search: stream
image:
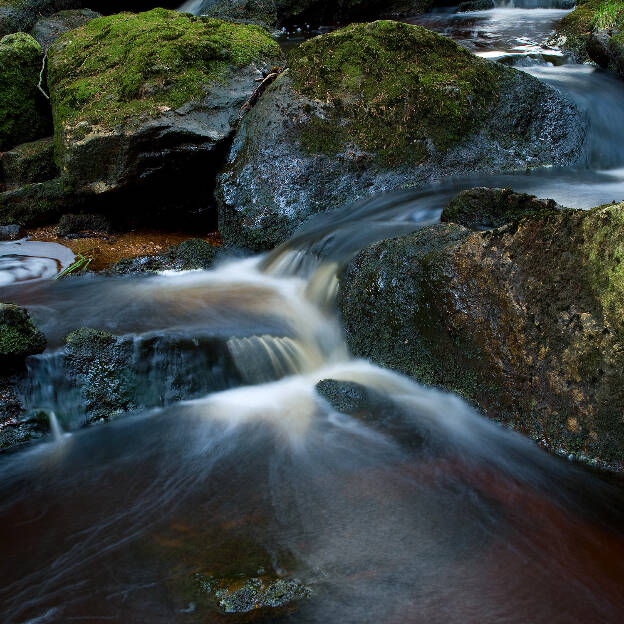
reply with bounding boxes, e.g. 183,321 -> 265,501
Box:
1,4 -> 624,623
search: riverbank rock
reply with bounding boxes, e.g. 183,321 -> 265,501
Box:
457,0 -> 494,12
338,199 -> 624,471
46,9 -> 281,223
0,303 -> 47,369
1,137 -> 57,191
217,21 -> 585,250
0,32 -> 51,151
31,8 -> 100,51
194,0 -> 432,28
553,0 -> 624,73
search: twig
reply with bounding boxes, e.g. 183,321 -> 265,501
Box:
37,53 -> 49,101
239,67 -> 283,119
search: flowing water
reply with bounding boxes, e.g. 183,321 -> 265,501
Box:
2,4 -> 624,623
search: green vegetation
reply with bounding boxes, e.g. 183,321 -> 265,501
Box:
0,32 -> 49,150
288,20 -> 502,164
47,8 -> 280,137
56,253 -> 92,278
592,0 -> 623,29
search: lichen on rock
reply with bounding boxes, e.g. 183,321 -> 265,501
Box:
338,199 -> 624,471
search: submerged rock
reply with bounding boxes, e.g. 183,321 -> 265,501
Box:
31,8 -> 100,52
46,9 -> 281,222
217,21 -> 585,250
441,187 -> 563,230
0,303 -> 46,369
108,238 -> 218,274
338,200 -> 624,471
0,32 -> 51,151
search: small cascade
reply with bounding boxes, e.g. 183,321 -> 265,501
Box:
178,0 -> 205,15
47,411 -> 64,442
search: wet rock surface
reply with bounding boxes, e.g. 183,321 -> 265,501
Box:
338,200 -> 624,470
441,187 -> 563,230
217,21 -> 586,250
108,238 -> 219,274
31,8 -> 100,52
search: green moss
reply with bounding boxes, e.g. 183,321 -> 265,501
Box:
288,20 -> 502,165
0,303 -> 46,359
47,8 -> 280,140
0,32 -> 49,150
582,202 -> 624,338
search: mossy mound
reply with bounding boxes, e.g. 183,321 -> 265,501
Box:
338,200 -> 624,470
48,8 -> 280,136
289,20 -> 501,164
0,303 -> 46,368
0,32 -> 51,151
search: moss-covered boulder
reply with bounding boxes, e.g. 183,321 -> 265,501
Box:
31,8 -> 100,52
441,187 -> 563,230
0,1 -> 80,37
0,32 -> 51,151
1,137 -> 57,191
0,303 -> 46,369
338,200 -> 624,471
553,0 -> 624,75
46,9 -> 281,215
217,21 -> 585,251
193,0 -> 431,28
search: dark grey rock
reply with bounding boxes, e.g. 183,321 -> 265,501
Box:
31,8 -> 100,52
0,224 -> 21,240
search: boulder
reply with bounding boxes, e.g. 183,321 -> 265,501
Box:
217,21 -> 585,251
0,1 -> 180,36
1,137 -> 57,191
56,212 -> 112,237
440,187 -> 562,230
0,32 -> 51,151
192,0 -> 432,28
338,201 -> 624,470
0,303 -> 47,369
0,224 -> 21,239
31,8 -> 100,52
46,9 -> 281,223
0,178 -> 78,226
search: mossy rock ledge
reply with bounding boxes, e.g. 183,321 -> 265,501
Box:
46,9 -> 281,212
0,303 -> 46,367
338,199 -> 624,471
216,21 -> 586,251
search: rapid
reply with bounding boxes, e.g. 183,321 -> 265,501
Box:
1,3 -> 624,623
